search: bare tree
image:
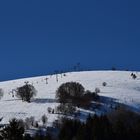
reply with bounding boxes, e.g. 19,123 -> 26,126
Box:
95,88 -> 101,94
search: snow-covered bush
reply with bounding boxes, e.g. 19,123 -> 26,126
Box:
102,82 -> 107,87
0,88 -> 4,100
41,114 -> 48,126
57,103 -> 76,115
47,107 -> 52,114
30,116 -> 35,126
95,88 -> 101,94
25,116 -> 35,129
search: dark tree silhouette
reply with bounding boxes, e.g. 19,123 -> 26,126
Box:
56,82 -> 85,106
0,118 -> 24,140
16,83 -> 37,103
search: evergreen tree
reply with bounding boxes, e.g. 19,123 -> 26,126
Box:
0,118 -> 24,140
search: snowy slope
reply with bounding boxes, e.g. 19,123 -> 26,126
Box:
0,71 -> 140,124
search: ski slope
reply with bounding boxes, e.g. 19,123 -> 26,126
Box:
0,71 -> 140,125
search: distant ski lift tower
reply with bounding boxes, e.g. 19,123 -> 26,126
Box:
45,77 -> 48,84
77,62 -> 80,71
54,70 -> 59,82
74,62 -> 81,71
60,70 -> 63,78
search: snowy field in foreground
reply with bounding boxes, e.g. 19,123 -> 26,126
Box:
0,71 -> 140,125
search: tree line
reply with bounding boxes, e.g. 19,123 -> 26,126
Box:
0,108 -> 140,140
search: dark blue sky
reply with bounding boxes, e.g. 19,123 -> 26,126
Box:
0,0 -> 140,81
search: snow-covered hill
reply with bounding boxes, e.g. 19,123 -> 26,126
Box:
0,71 -> 140,125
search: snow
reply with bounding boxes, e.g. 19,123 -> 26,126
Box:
0,71 -> 140,124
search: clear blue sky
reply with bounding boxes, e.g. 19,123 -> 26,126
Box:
0,0 -> 140,81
